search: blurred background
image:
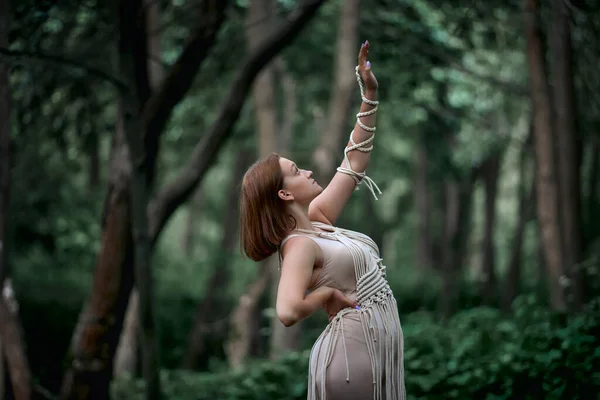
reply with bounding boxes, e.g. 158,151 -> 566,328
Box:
0,0 -> 599,399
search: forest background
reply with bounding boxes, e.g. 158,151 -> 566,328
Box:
0,0 -> 599,399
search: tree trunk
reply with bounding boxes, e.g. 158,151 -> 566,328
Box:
114,0 -> 165,380
524,0 -> 566,312
550,0 -> 583,308
503,138 -> 534,311
274,59 -> 297,157
244,0 -> 303,361
119,1 -> 164,397
414,138 -> 433,271
182,148 -> 252,370
0,2 -> 32,397
87,130 -> 100,191
479,153 -> 501,306
181,187 -> 205,258
225,262 -> 270,369
61,2 -> 325,395
60,105 -> 136,400
438,172 -> 475,318
584,139 -> 599,248
247,0 -> 278,158
312,0 -> 360,184
113,286 -> 139,377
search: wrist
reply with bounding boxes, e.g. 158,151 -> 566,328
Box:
365,88 -> 378,99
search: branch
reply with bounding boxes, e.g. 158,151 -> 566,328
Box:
0,48 -> 126,90
148,0 -> 327,242
141,0 -> 230,183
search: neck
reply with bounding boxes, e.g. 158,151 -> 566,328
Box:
287,203 -> 314,231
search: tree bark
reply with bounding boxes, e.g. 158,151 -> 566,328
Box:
479,153 -> 501,306
550,0 -> 583,308
0,0 -> 9,300
0,1 -> 32,397
438,171 -> 476,318
247,0 -> 278,157
119,0 -> 162,397
414,138 -> 433,271
225,263 -> 270,369
148,0 -> 328,243
274,59 -> 297,157
245,0 -> 302,362
60,105 -> 136,400
60,3 -> 229,399
181,148 -> 252,370
312,0 -> 360,184
524,0 -> 566,312
181,187 -> 205,258
62,2 -> 325,396
114,0 -> 165,380
503,137 -> 535,311
584,139 -> 599,246
113,285 -> 139,377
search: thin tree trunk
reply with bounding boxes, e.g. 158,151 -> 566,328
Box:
118,0 -> 162,397
225,263 -> 270,369
503,138 -> 534,311
114,0 -> 165,379
0,1 -> 32,397
584,139 -> 599,248
414,138 -> 433,271
0,335 -> 3,400
181,187 -> 205,258
524,0 -> 566,312
312,0 -> 360,184
87,130 -> 100,191
243,0 -> 303,362
61,3 -> 324,396
438,173 -> 475,318
480,153 -> 501,306
550,0 -> 583,308
113,284 -> 139,377
248,0 -> 278,158
60,100 -> 136,400
274,59 -> 297,157
182,148 -> 252,370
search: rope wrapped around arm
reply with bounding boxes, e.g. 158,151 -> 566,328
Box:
336,65 -> 382,200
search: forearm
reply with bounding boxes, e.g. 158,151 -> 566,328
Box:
278,286 -> 333,327
344,88 -> 378,173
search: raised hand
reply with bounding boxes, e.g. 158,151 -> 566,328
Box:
357,40 -> 378,92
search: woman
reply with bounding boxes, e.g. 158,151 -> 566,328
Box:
240,41 -> 405,400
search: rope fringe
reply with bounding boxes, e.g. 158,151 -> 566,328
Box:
294,223 -> 405,400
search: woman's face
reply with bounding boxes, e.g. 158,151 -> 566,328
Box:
278,157 -> 323,206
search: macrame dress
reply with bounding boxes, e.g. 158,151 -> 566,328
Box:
280,222 -> 406,400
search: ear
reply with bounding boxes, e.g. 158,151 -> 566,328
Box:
278,189 -> 294,201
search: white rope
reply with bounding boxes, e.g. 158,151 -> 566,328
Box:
289,223 -> 405,400
336,66 -> 383,201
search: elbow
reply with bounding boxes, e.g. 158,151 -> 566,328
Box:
277,307 -> 299,327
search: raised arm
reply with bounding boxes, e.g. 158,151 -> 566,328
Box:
309,40 -> 380,225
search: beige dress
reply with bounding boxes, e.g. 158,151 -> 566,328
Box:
280,222 -> 406,400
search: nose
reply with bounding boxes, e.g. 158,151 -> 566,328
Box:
305,170 -> 313,179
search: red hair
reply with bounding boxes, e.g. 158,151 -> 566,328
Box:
240,153 -> 296,261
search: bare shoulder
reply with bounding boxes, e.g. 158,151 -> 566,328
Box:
281,235 -> 319,259
280,235 -> 323,273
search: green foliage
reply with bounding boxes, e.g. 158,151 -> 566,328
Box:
112,296 -> 600,400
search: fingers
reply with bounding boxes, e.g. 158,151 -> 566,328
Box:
359,40 -> 371,71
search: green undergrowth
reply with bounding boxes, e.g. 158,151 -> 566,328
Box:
112,295 -> 600,400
